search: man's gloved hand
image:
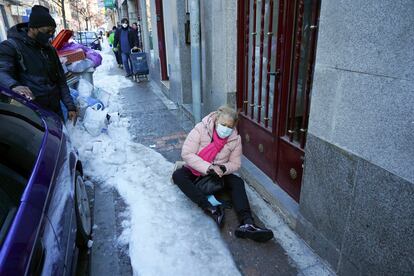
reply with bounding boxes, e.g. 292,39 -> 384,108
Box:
68,110 -> 78,126
12,86 -> 34,100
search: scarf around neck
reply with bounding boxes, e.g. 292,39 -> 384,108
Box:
188,129 -> 228,176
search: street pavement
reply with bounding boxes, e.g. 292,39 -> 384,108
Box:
89,65 -> 298,275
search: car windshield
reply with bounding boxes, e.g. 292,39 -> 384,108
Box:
78,32 -> 96,39
0,92 -> 45,245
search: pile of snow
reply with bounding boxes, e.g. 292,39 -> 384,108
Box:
68,46 -> 240,275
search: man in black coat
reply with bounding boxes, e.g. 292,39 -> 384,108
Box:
113,18 -> 139,77
0,5 -> 77,122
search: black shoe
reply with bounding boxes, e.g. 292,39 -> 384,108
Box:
125,74 -> 132,78
235,224 -> 274,242
204,205 -> 225,227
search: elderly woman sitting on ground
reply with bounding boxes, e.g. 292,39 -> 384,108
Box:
173,105 -> 273,242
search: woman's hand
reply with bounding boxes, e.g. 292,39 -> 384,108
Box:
209,165 -> 224,177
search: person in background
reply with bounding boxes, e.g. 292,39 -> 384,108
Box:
131,22 -> 142,50
172,106 -> 274,242
108,26 -> 123,68
0,5 -> 77,122
114,18 -> 139,77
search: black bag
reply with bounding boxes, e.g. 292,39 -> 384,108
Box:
194,174 -> 224,195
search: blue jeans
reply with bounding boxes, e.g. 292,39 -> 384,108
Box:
121,52 -> 132,75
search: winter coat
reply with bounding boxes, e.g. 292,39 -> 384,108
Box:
108,32 -> 115,47
0,23 -> 76,112
131,28 -> 141,48
181,112 -> 242,175
113,27 -> 138,53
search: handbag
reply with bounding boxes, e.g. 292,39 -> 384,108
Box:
194,173 -> 224,195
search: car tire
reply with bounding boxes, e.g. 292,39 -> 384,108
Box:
75,171 -> 92,248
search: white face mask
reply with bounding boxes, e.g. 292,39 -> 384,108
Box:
216,123 -> 233,138
122,23 -> 128,28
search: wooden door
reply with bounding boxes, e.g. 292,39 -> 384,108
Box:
236,0 -> 320,201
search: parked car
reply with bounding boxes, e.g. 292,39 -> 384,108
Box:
75,31 -> 102,51
0,88 -> 92,275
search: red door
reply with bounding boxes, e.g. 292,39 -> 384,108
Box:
236,0 -> 320,201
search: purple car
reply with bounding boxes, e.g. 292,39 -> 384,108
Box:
0,88 -> 92,275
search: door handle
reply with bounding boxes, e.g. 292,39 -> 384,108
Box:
268,70 -> 280,76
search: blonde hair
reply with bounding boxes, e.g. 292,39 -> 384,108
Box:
216,105 -> 239,123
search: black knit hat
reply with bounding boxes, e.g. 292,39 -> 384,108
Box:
29,5 -> 56,28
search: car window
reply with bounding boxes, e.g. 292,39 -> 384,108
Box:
0,93 -> 45,244
85,32 -> 96,39
77,32 -> 96,40
0,164 -> 21,246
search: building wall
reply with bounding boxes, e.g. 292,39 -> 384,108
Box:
161,0 -> 191,104
145,0 -> 191,107
297,0 -> 414,275
127,0 -> 138,22
138,0 -> 150,52
200,0 -> 237,115
117,0 -> 129,19
143,0 -> 237,119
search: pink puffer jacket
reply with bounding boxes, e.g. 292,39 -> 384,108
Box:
181,112 -> 242,175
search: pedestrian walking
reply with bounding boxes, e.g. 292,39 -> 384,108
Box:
173,106 -> 274,242
0,5 -> 77,122
131,22 -> 142,50
108,26 -> 123,68
114,18 -> 139,78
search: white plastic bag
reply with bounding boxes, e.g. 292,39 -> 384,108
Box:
83,107 -> 108,137
93,88 -> 111,107
67,59 -> 95,73
77,79 -> 94,98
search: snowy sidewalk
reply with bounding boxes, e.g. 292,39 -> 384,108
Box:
68,45 -> 334,276
69,47 -> 241,275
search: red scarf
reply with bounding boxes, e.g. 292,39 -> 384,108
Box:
188,129 -> 228,176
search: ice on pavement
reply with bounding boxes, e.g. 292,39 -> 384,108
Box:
68,46 -> 241,275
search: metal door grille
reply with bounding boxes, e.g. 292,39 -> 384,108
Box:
286,0 -> 320,148
243,0 -> 280,130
